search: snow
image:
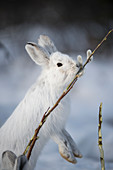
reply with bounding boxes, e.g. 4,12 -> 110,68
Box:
0,24 -> 113,169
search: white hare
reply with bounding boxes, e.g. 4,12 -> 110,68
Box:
0,35 -> 92,170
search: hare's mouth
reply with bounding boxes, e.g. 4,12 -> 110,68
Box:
71,65 -> 79,73
76,64 -> 79,68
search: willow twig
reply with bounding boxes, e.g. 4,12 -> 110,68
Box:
83,29 -> 113,68
23,29 -> 113,160
65,29 -> 113,92
98,103 -> 105,170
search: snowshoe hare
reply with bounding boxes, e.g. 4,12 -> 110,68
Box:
0,35 -> 92,170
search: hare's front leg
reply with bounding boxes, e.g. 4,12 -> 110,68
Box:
62,129 -> 82,158
51,130 -> 82,164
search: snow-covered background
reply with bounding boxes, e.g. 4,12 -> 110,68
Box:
0,24 -> 113,170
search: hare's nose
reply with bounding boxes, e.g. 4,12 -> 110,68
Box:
76,64 -> 79,68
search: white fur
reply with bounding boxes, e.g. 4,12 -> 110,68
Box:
0,35 -> 91,170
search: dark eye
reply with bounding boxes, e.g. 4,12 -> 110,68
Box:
57,63 -> 63,67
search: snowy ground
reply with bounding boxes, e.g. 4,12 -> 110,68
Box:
0,25 -> 113,169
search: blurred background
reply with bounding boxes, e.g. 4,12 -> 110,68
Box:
0,0 -> 113,169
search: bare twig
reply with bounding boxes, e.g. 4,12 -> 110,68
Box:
23,29 -> 113,160
98,103 -> 105,170
66,29 -> 113,91
83,29 -> 113,68
25,107 -> 50,159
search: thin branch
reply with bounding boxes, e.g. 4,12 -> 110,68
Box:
25,107 -> 50,159
65,29 -> 113,92
23,29 -> 113,160
83,29 -> 113,68
98,103 -> 105,170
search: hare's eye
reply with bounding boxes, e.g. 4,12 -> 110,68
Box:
57,63 -> 63,67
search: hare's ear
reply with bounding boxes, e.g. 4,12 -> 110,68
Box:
2,151 -> 17,169
14,155 -> 28,170
38,35 -> 57,54
25,43 -> 50,65
2,151 -> 28,170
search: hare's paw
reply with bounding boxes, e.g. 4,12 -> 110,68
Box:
87,49 -> 93,62
62,129 -> 82,158
67,137 -> 82,158
58,144 -> 77,164
51,130 -> 82,164
72,146 -> 82,158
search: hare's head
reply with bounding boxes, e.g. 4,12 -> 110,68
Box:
25,35 -> 82,90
